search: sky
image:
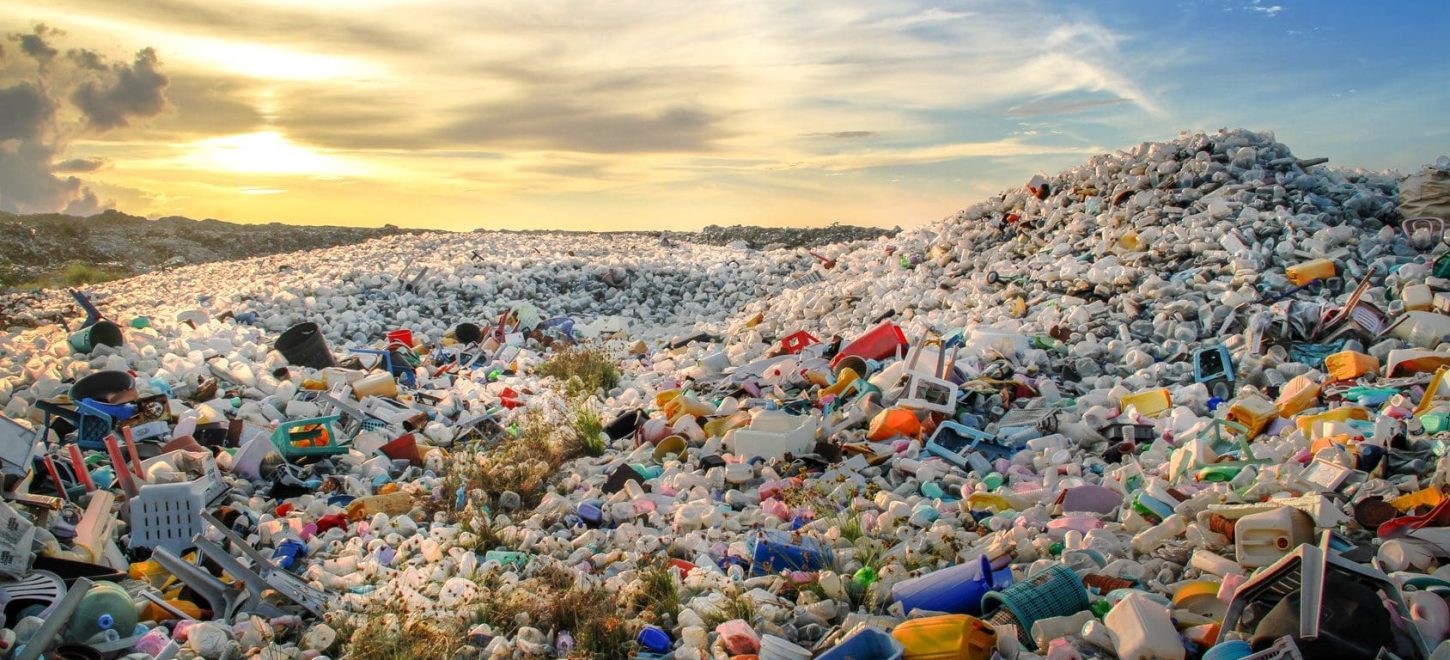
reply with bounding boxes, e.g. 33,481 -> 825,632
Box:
0,1 -> 1446,232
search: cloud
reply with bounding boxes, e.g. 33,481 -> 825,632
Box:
71,47 -> 169,130
441,103 -> 730,154
54,156 -> 107,172
0,25 -> 167,214
1006,96 -> 1131,116
803,131 -> 877,139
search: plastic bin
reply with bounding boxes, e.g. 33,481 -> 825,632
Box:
274,322 -> 337,370
891,614 -> 996,660
819,628 -> 903,660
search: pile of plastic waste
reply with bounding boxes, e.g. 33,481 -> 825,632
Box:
1,128 -> 1448,660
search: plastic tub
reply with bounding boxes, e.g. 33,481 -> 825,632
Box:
891,614 -> 996,660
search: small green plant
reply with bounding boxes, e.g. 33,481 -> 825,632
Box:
701,590 -> 756,629
569,399 -> 606,457
838,511 -> 864,543
633,558 -> 682,623
7,261 -> 130,290
538,346 -> 621,398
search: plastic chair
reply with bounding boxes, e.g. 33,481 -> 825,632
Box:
127,472 -> 225,555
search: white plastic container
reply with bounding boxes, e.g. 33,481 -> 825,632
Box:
1392,311 -> 1450,349
1234,507 -> 1314,568
1104,591 -> 1185,660
727,408 -> 818,460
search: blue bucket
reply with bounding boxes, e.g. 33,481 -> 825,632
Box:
892,554 -> 1012,616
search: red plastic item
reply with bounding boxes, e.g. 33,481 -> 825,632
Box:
275,503 -> 294,517
830,320 -> 908,369
780,331 -> 820,355
385,329 -> 415,348
379,432 -> 423,465
499,387 -> 521,409
1379,498 -> 1450,538
669,558 -> 696,574
315,514 -> 348,534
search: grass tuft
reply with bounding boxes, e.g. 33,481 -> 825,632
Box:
537,346 -> 621,398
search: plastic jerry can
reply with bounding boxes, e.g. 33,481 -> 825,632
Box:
1324,350 -> 1378,381
1286,258 -> 1335,286
891,555 -> 1013,616
891,614 -> 996,660
1405,284 -> 1434,312
1120,389 -> 1172,417
351,372 -> 398,399
1233,507 -> 1314,568
1293,406 -> 1370,435
1224,395 -> 1279,438
1103,591 -> 1185,660
1275,374 -> 1321,418
818,627 -> 904,660
1392,311 -> 1450,349
67,580 -> 139,643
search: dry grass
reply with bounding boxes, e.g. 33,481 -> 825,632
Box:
537,346 -> 621,398
340,613 -> 467,659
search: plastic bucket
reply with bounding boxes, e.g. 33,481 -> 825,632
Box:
652,435 -> 687,463
274,322 -> 337,370
385,329 -> 415,348
818,628 -> 903,660
70,370 -> 137,404
454,322 -> 483,345
831,321 -> 908,369
68,320 -> 124,353
605,409 -> 643,440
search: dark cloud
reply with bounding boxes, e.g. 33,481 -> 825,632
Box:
442,104 -> 728,153
66,48 -> 108,71
0,27 -> 165,214
803,131 -> 876,139
71,48 -> 169,130
153,73 -> 265,138
13,25 -> 60,65
54,157 -> 107,172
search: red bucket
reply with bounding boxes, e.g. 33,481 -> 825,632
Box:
830,320 -> 908,368
385,329 -> 415,348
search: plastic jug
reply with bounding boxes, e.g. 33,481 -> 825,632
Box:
1275,374 -> 1320,417
868,407 -> 922,441
716,619 -> 761,655
351,372 -> 398,399
749,530 -> 832,576
1103,591 -> 1185,660
67,580 -> 139,642
818,628 -> 904,660
1120,389 -> 1172,417
1224,395 -> 1278,438
831,321 -> 908,369
1393,311 -> 1450,349
891,614 -> 996,660
1405,284 -> 1434,312
1234,507 -> 1314,568
1285,258 -> 1336,286
891,555 -> 1013,616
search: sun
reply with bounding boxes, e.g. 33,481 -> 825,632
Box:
183,131 -> 361,176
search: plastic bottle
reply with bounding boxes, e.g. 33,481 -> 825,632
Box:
1130,514 -> 1186,554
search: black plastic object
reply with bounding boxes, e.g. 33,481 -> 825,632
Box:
274,322 -> 337,370
454,322 -> 483,345
1249,579 -> 1391,659
603,464 -> 645,494
605,409 -> 643,440
69,371 -> 135,403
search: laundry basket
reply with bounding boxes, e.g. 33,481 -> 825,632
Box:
979,564 -> 1089,649
128,474 -> 223,555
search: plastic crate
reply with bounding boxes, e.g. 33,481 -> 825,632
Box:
269,416 -> 346,459
979,564 -> 1089,649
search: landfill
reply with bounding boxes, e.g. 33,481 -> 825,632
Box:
0,128 -> 1449,659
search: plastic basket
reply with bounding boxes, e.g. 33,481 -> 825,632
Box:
128,474 -> 223,555
979,564 -> 1088,649
269,416 -> 346,459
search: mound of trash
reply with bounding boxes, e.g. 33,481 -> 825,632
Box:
1,129 -> 1449,660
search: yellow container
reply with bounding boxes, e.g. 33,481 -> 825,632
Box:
820,367 -> 861,399
1286,258 -> 1336,286
1390,487 -> 1444,513
1120,389 -> 1172,417
1275,374 -> 1321,418
654,389 -> 681,409
664,395 -> 713,423
1225,395 -> 1279,438
1324,350 -> 1378,381
703,412 -> 750,438
893,614 -> 997,660
1294,406 -> 1370,435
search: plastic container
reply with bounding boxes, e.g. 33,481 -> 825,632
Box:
1275,374 -> 1320,417
749,530 -> 832,576
274,322 -> 337,370
637,625 -> 671,653
1405,284 -> 1434,312
1392,311 -> 1450,349
351,372 -> 398,399
66,580 -> 137,643
270,416 -> 346,459
831,321 -> 908,369
70,370 -> 137,403
1233,507 -> 1314,568
818,628 -> 903,660
716,619 -> 761,655
759,635 -> 812,660
891,614 -> 996,660
1120,389 -> 1172,417
1224,395 -> 1278,438
892,555 -> 1013,616
453,322 -> 483,344
729,408 -> 818,460
1103,591 -> 1185,660
868,408 -> 922,441
1324,350 -> 1378,381
1286,258 -> 1336,286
